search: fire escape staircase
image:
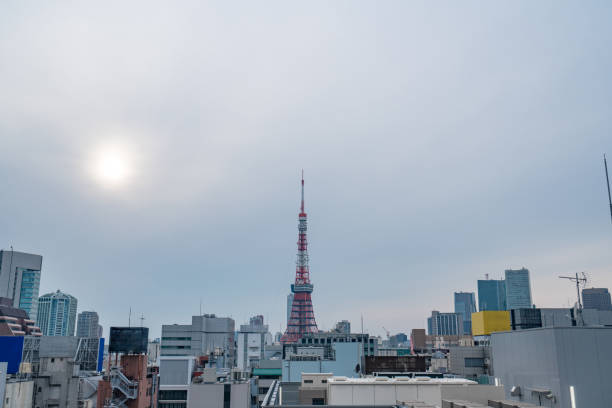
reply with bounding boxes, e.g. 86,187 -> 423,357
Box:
105,367 -> 139,408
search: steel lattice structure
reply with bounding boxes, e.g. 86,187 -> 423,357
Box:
281,173 -> 318,343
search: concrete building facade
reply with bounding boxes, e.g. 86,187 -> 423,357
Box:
282,342 -> 361,382
36,290 -> 78,336
237,315 -> 268,370
76,311 -> 101,338
326,377 -> 505,407
447,346 -> 491,380
33,356 -> 81,408
491,327 -> 612,408
0,250 -> 43,322
161,314 -> 235,368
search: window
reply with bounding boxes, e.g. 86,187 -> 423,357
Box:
312,398 -> 325,405
321,379 -> 327,383
159,390 -> 187,400
464,357 -> 485,368
303,379 -> 313,384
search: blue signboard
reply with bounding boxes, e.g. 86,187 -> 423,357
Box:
97,337 -> 105,372
0,336 -> 25,374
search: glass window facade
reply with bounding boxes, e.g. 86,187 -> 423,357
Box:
505,269 -> 532,309
17,268 -> 41,321
478,279 -> 507,311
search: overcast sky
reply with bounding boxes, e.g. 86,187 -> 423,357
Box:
1,1 -> 611,339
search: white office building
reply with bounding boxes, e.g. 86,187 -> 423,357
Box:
36,290 -> 78,336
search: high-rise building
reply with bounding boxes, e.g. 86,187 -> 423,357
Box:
332,320 -> 351,334
161,314 -> 235,368
76,311 -> 101,338
0,249 -> 43,322
36,290 -> 78,336
478,279 -> 506,311
237,315 -> 269,370
281,174 -> 318,343
582,288 -> 612,311
454,292 -> 476,334
505,268 -> 532,309
427,311 -> 463,336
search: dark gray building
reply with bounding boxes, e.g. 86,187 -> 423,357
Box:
76,311 -> 101,338
582,287 -> 612,311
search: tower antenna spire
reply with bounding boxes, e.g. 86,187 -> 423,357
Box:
604,154 -> 612,224
301,169 -> 305,214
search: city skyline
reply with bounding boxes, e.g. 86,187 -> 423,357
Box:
1,2 -> 612,339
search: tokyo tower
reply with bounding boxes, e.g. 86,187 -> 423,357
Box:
281,172 -> 318,343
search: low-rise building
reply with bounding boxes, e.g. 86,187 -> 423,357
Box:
34,356 -> 81,407
158,355 -> 251,407
0,297 -> 42,336
298,373 -> 332,405
282,342 -> 361,382
447,346 -> 491,380
326,376 -> 505,407
471,311 -> 510,336
297,331 -> 378,357
97,354 -> 158,408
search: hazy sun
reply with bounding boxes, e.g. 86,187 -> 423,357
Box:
92,144 -> 132,187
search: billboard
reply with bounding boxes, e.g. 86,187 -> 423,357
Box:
109,327 -> 148,354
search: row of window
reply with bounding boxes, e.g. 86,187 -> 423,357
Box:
161,345 -> 191,349
162,337 -> 192,341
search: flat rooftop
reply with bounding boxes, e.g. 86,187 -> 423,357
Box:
327,376 -> 476,385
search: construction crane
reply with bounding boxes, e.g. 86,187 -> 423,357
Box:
559,272 -> 588,310
604,154 -> 612,224
382,326 -> 390,340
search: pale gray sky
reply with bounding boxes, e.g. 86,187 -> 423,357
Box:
1,1 -> 611,338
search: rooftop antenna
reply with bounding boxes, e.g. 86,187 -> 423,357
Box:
559,273 -> 587,310
128,307 -> 132,327
140,313 -> 145,327
604,154 -> 612,224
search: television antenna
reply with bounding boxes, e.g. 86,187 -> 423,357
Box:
559,272 -> 588,310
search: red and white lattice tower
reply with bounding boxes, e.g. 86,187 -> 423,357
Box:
281,172 -> 318,343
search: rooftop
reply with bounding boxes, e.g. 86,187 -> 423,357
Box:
327,376 -> 476,385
